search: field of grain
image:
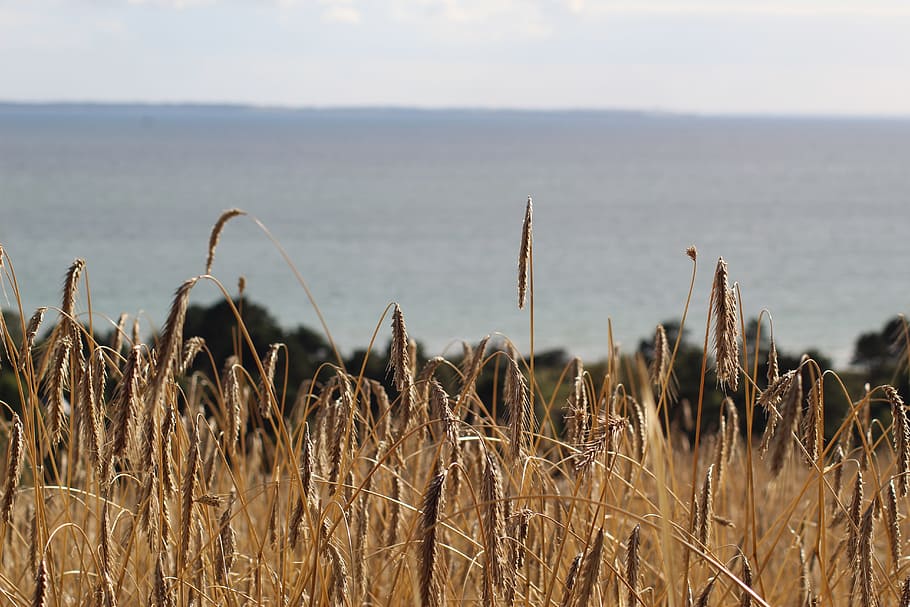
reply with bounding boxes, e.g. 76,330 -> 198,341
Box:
0,203 -> 907,606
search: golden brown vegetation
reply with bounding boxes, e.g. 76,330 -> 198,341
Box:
0,208 -> 908,606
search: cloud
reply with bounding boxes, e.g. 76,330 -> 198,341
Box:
564,0 -> 910,17
126,0 -> 217,7
391,0 -> 552,38
322,5 -> 361,23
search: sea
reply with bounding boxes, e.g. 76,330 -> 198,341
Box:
1,104 -> 909,367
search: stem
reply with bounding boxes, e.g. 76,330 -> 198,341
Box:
528,231 -> 535,428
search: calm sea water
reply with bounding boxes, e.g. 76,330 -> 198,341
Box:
2,105 -> 909,366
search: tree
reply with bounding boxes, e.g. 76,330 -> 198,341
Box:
181,297 -> 331,402
852,316 -> 905,374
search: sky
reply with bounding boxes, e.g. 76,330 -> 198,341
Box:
2,0 -> 910,115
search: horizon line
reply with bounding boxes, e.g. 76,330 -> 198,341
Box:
2,99 -> 910,121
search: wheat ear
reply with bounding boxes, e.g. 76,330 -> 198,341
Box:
695,576 -> 717,607
257,343 -> 281,419
288,424 -> 313,549
44,335 -> 71,445
108,345 -> 142,464
802,376 -> 822,464
885,385 -> 910,496
205,208 -> 246,274
565,357 -> 589,448
144,277 -> 198,472
769,371 -> 803,476
153,553 -> 174,607
390,303 -> 410,392
111,312 -> 128,355
626,524 -> 641,607
32,556 -> 48,607
650,324 -> 676,401
559,553 -> 583,607
573,528 -> 605,607
696,464 -> 715,549
506,356 -> 531,463
18,307 -> 47,371
767,336 -> 779,384
711,257 -> 738,391
386,471 -> 404,549
517,196 -> 532,309
178,419 -> 200,570
481,452 -> 505,602
739,550 -> 754,607
215,491 -> 236,584
420,467 -> 448,607
0,413 -> 24,523
846,469 -> 864,565
223,360 -> 241,457
855,504 -> 877,607
886,480 -> 901,572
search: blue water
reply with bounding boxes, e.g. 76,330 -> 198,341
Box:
2,105 -> 909,365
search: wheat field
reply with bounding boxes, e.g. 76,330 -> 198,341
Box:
0,203 -> 907,606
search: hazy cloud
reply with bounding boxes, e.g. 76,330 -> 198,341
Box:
269,0 -> 362,23
322,5 -> 361,24
1,0 -> 909,113
126,0 -> 217,7
390,0 -> 552,38
564,0 -> 910,17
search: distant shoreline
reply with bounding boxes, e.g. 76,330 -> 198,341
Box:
1,101 -> 909,122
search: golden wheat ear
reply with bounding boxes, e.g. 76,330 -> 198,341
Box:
517,196 -> 532,310
0,413 -> 23,524
420,467 -> 448,607
739,550 -> 754,607
900,577 -> 910,607
481,451 -> 505,601
625,524 -> 641,607
885,480 -> 902,573
695,575 -> 717,607
390,303 -> 410,392
885,385 -> 910,496
205,208 -> 246,274
559,553 -> 583,607
573,528 -> 605,607
18,306 -> 47,371
32,557 -> 48,607
711,257 -> 739,391
257,342 -> 282,419
505,356 -> 530,464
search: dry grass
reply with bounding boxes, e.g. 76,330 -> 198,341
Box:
0,208 -> 908,606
